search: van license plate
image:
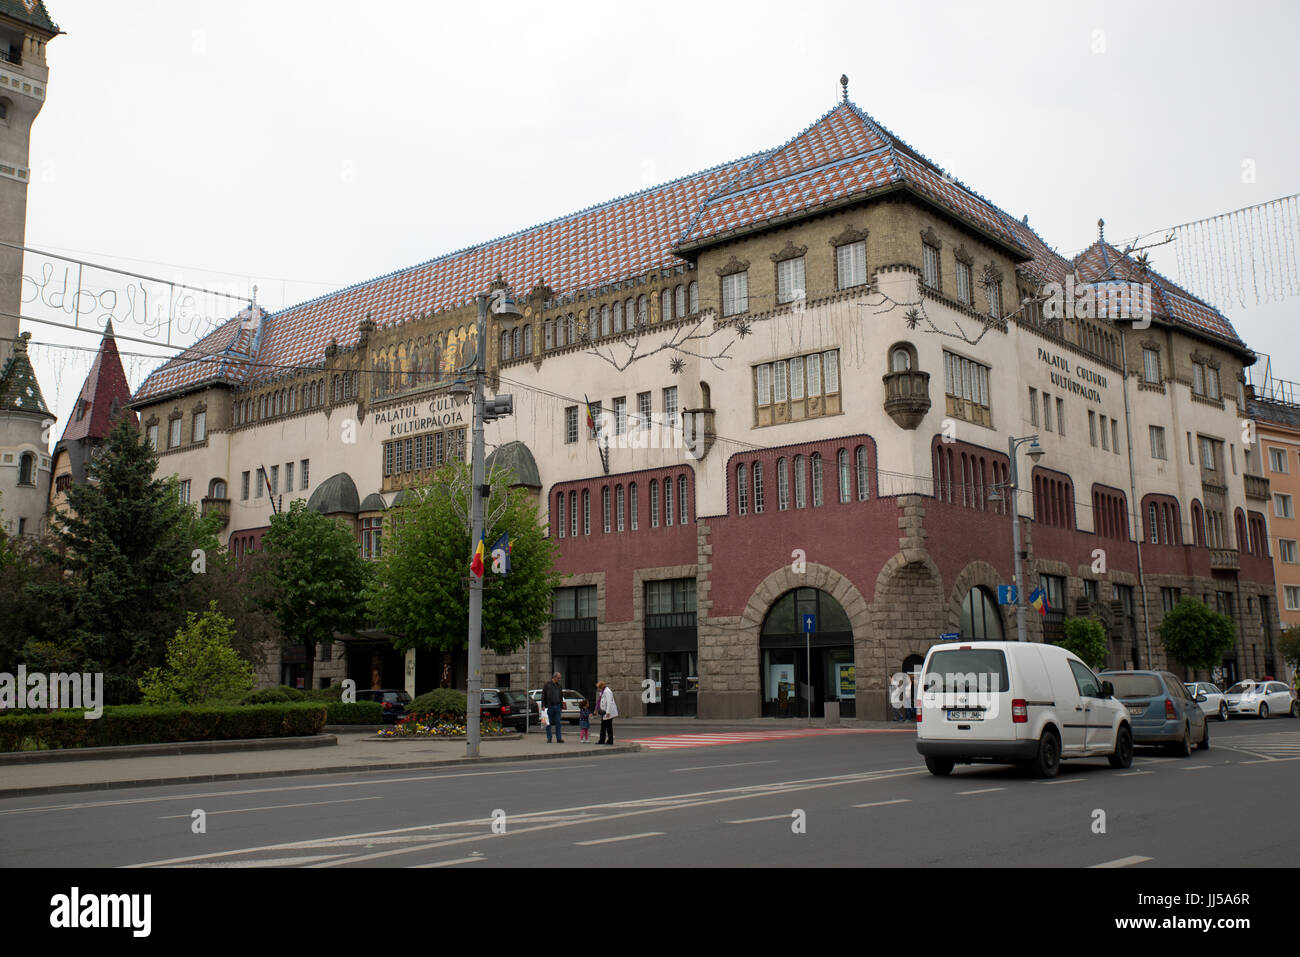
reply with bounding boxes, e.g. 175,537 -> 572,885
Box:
1127,705 -> 1145,716
946,710 -> 984,721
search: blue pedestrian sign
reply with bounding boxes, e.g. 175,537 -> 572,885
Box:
802,614 -> 816,634
939,632 -> 961,642
997,585 -> 1017,605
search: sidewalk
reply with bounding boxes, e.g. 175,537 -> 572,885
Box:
0,732 -> 640,799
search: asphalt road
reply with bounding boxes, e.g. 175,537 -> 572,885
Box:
2,718 -> 1297,868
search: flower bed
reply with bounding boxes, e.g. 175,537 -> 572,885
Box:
376,711 -> 513,738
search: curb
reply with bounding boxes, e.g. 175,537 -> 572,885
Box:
0,734 -> 338,765
0,744 -> 644,799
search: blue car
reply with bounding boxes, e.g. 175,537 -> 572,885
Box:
1098,670 -> 1209,756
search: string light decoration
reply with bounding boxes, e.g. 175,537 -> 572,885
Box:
1164,193 -> 1300,309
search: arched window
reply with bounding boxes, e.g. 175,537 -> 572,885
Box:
602,487 -> 611,533
18,452 -> 35,486
545,320 -> 554,351
637,295 -> 648,327
837,449 -> 850,503
664,476 -> 674,526
629,481 -> 639,530
855,446 -> 869,501
502,330 -> 512,358
777,458 -> 790,510
736,463 -> 749,515
675,284 -> 686,318
587,308 -> 596,339
625,298 -> 635,328
512,327 -> 521,358
661,289 -> 672,323
523,325 -> 532,355
650,479 -> 660,527
557,492 -> 565,538
583,489 -> 591,535
568,314 -> 577,343
890,347 -> 912,371
960,587 -> 1005,641
556,318 -> 566,348
613,301 -> 623,334
600,304 -> 611,337
569,490 -> 577,538
752,462 -> 765,513
811,452 -> 824,507
794,455 -> 807,508
688,281 -> 699,314
209,478 -> 227,499
616,484 -> 625,532
679,474 -> 689,525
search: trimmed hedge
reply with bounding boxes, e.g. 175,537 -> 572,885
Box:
0,703 -> 328,752
324,701 -> 384,725
409,688 -> 467,718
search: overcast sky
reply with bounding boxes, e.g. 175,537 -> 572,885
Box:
19,0 -> 1300,429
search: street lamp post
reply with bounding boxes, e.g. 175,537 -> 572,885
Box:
996,434 -> 1044,642
454,281 -> 520,758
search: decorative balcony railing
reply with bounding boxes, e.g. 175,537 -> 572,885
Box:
882,370 -> 931,430
1209,547 -> 1240,571
200,497 -> 230,528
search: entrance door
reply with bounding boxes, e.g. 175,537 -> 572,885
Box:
552,655 -> 597,709
648,650 -> 698,716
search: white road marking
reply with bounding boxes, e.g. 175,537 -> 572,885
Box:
1089,855 -> 1153,868
175,854 -> 348,868
1118,770 -> 1152,777
575,832 -> 664,846
1180,766 -> 1213,771
1038,778 -> 1083,785
130,766 -> 928,868
159,796 -> 382,819
410,856 -> 488,868
956,787 -> 1006,795
726,814 -> 794,824
852,799 -> 911,808
672,761 -> 779,773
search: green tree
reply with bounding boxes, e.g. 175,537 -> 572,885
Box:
1159,597 -> 1236,672
1277,626 -> 1300,677
366,459 -> 559,656
138,601 -> 256,704
35,419 -> 221,702
1057,616 -> 1108,670
257,499 -> 370,690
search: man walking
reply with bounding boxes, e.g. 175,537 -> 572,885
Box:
543,672 -> 564,743
596,680 -> 619,745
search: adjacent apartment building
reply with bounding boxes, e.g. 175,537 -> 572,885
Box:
130,86 -> 1280,715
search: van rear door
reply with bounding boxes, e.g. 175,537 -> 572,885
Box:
921,646 -> 1011,743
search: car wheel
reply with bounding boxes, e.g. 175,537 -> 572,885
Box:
924,756 -> 955,776
1108,725 -> 1133,769
1031,729 -> 1061,779
1197,720 -> 1210,751
1290,701 -> 1299,719
1171,723 -> 1192,758
1259,703 -> 1270,720
1218,702 -> 1229,722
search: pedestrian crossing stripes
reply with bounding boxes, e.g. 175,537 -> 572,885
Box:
1219,732 -> 1300,760
626,728 -> 905,750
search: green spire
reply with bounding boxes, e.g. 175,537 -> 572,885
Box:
0,332 -> 51,415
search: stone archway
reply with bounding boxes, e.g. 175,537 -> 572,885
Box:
869,553 -> 946,719
949,560 -> 1015,640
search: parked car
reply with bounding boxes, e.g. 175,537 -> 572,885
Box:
1099,670 -> 1208,755
1185,681 -> 1229,722
478,688 -> 528,733
916,640 -> 1132,778
529,687 -> 585,725
355,689 -> 412,725
1225,680 -> 1299,719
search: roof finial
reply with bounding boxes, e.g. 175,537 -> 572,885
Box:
1097,218 -> 1105,241
840,74 -> 849,103
252,283 -> 259,305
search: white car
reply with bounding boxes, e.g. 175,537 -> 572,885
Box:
1225,680 -> 1299,719
1185,681 -> 1229,722
529,687 -> 586,724
916,640 -> 1132,778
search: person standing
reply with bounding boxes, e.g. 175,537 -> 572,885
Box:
596,681 -> 619,745
543,672 -> 564,743
578,699 -> 591,742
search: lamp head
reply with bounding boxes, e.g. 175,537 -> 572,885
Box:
487,276 -> 523,325
448,378 -> 472,400
1026,438 -> 1045,463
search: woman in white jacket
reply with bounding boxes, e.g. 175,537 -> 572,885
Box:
595,681 -> 619,745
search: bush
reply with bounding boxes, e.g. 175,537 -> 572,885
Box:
0,702 -> 327,752
300,686 -> 348,702
138,603 -> 256,705
409,688 -> 467,718
324,701 -> 384,725
1057,617 -> 1108,670
241,685 -> 303,704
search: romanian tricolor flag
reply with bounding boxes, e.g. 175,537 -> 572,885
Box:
470,537 -> 485,578
1028,587 -> 1049,616
584,395 -> 596,433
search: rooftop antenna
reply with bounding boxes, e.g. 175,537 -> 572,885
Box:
840,74 -> 849,103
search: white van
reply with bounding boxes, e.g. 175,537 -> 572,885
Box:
915,640 -> 1132,778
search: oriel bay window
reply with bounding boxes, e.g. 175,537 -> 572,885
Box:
754,349 -> 842,427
